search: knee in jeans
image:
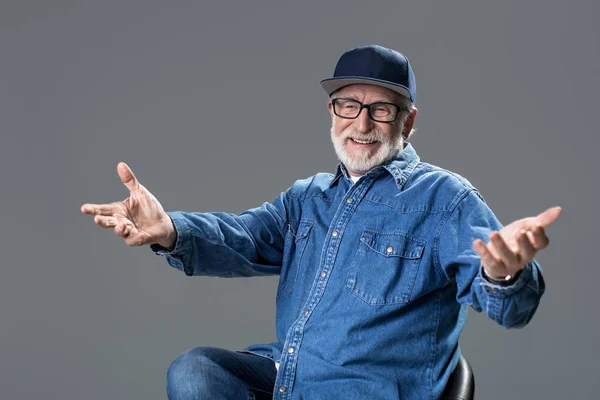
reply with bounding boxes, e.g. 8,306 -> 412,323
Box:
166,347 -> 223,399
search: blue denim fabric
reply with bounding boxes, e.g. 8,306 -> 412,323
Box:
151,142 -> 545,400
166,346 -> 277,400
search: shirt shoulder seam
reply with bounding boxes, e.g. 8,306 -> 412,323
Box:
432,187 -> 477,282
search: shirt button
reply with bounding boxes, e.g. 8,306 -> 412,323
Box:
287,347 -> 295,353
303,309 -> 309,315
279,386 -> 287,393
386,246 -> 394,253
332,230 -> 339,237
347,197 -> 354,204
320,271 -> 327,278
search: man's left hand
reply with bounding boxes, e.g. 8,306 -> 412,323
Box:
473,206 -> 562,280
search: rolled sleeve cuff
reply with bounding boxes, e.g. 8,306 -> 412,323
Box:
149,212 -> 192,273
476,259 -> 541,298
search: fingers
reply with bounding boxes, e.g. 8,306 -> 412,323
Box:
94,215 -> 117,228
124,234 -> 146,247
113,221 -> 131,237
536,206 -> 562,228
490,232 -> 520,266
475,224 -> 551,280
113,222 -> 147,247
473,238 -> 510,278
81,203 -> 118,216
515,229 -> 536,261
122,229 -> 147,247
95,217 -> 131,238
526,225 -> 550,250
118,162 -> 140,192
474,231 -> 522,278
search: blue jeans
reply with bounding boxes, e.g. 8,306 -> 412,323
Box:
167,346 -> 277,400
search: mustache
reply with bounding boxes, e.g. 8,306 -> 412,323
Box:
343,134 -> 382,143
341,128 -> 385,142
346,136 -> 380,142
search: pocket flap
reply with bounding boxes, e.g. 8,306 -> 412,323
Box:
288,219 -> 315,241
360,229 -> 425,259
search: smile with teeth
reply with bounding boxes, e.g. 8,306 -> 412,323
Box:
351,138 -> 377,144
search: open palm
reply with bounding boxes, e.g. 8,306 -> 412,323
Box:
81,162 -> 175,248
473,206 -> 562,279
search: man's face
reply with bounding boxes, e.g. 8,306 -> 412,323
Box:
328,84 -> 414,177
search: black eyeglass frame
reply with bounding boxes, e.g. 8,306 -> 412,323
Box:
331,97 -> 409,123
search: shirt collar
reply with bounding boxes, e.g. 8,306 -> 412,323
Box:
328,141 -> 421,191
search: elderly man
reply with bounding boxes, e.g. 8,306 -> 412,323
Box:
81,45 -> 561,400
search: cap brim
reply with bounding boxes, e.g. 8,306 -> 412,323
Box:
320,77 -> 412,102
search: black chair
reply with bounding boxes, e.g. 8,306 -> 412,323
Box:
441,354 -> 475,400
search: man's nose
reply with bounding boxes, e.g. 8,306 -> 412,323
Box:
354,107 -> 374,133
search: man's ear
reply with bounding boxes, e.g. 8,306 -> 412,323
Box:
327,100 -> 334,118
402,107 -> 418,139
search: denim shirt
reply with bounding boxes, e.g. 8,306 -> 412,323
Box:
151,142 -> 545,400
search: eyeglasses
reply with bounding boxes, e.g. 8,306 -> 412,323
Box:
331,98 -> 408,123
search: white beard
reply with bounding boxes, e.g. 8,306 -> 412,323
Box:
330,118 -> 405,175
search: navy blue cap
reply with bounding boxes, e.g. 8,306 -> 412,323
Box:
320,45 -> 416,104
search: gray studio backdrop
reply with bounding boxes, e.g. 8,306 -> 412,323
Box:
1,1 -> 597,399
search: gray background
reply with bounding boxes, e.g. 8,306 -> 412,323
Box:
1,0 -> 597,399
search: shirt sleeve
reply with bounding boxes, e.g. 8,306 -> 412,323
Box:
149,189 -> 290,277
436,189 -> 546,328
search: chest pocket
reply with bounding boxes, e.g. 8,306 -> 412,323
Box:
345,228 -> 426,306
278,219 -> 315,296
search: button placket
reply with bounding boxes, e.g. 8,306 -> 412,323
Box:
275,179 -> 373,399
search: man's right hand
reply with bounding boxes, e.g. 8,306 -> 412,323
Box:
81,162 -> 177,250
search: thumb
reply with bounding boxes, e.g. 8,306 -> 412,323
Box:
117,162 -> 140,192
536,206 -> 562,228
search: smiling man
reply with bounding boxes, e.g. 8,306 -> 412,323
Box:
329,84 -> 416,178
81,45 -> 561,400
